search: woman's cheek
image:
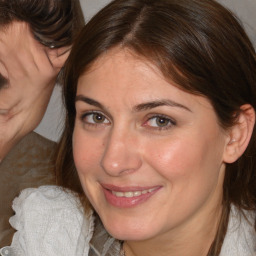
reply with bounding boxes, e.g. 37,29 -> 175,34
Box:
73,128 -> 102,174
145,138 -> 193,178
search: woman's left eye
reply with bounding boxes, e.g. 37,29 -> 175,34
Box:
146,116 -> 176,129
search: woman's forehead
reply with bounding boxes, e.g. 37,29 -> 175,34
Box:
76,48 -> 215,116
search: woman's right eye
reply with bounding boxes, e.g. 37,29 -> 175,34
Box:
81,112 -> 110,125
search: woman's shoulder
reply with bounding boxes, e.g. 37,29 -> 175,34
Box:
5,185 -> 94,256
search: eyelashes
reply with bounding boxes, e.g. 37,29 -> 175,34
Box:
80,111 -> 177,131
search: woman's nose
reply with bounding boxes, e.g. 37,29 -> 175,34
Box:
100,128 -> 142,176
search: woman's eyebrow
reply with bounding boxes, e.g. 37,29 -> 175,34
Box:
75,95 -> 104,109
133,99 -> 192,112
75,95 -> 192,113
75,95 -> 113,118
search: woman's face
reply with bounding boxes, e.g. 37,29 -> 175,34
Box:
73,48 -> 229,241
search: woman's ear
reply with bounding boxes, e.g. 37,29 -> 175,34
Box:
223,104 -> 255,163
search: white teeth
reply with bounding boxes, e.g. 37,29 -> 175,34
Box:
133,191 -> 142,196
124,192 -> 134,198
115,192 -> 124,197
112,188 -> 156,198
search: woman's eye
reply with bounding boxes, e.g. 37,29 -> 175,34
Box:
146,116 -> 176,129
82,112 -> 110,125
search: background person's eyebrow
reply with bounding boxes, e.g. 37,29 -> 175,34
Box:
0,73 -> 8,90
75,95 -> 104,109
133,99 -> 192,112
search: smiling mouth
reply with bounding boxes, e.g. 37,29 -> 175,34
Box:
102,185 -> 161,208
111,188 -> 158,198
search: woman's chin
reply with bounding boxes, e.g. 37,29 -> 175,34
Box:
103,221 -> 155,242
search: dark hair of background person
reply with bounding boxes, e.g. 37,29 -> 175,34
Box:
0,0 -> 85,89
0,0 -> 85,48
56,0 -> 256,255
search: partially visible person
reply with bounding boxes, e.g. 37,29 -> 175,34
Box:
4,0 -> 256,255
0,0 -> 84,161
0,0 -> 84,247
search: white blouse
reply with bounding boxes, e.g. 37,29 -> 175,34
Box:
2,186 -> 94,256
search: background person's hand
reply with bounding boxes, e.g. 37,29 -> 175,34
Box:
0,21 -> 70,161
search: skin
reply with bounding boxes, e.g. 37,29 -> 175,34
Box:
73,48 -> 234,256
0,21 -> 69,161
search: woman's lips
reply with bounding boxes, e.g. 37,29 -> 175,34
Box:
101,184 -> 161,208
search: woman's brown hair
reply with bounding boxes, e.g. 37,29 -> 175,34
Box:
56,0 -> 256,254
0,0 -> 85,48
